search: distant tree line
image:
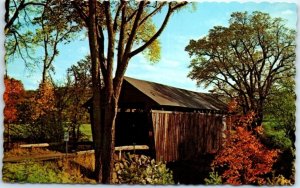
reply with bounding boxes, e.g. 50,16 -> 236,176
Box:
4,57 -> 92,148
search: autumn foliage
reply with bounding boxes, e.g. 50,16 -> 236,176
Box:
4,77 -> 25,124
212,111 -> 279,185
31,80 -> 56,120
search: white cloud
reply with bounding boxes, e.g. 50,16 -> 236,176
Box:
160,58 -> 181,68
126,54 -> 207,92
281,9 -> 294,16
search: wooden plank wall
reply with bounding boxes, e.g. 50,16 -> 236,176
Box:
151,111 -> 224,162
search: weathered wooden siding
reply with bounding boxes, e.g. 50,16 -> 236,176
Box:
151,110 -> 224,162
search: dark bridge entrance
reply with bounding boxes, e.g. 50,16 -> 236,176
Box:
115,112 -> 151,147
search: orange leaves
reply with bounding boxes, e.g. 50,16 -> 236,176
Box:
4,77 -> 25,123
227,99 -> 238,113
235,111 -> 256,128
4,78 -> 56,123
212,113 -> 279,185
31,80 -> 56,120
254,125 -> 264,135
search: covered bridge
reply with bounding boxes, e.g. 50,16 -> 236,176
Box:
86,77 -> 228,162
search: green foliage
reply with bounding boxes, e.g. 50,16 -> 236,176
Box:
79,124 -> 93,141
137,20 -> 161,63
3,161 -> 71,183
5,124 -> 31,141
204,171 -> 222,185
3,154 -> 173,184
63,57 -> 93,144
262,122 -> 292,149
17,80 -> 65,143
7,123 -> 91,144
113,154 -> 174,184
261,77 -> 295,182
263,77 -> 295,150
2,159 -> 95,183
5,0 -> 44,64
5,122 -> 64,144
28,117 -> 64,143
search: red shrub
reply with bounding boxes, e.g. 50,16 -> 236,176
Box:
212,112 -> 278,185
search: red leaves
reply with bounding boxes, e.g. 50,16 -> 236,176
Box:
212,112 -> 279,185
4,77 -> 24,124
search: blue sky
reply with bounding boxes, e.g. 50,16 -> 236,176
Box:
6,1 -> 297,92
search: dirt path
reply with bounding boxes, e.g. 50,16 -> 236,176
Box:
3,153 -> 76,163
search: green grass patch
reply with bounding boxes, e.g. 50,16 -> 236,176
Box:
80,124 -> 92,141
2,160 -> 95,183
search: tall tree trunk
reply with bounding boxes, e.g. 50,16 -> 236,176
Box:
101,97 -> 117,183
101,76 -> 124,183
91,40 -> 103,183
83,1 -> 188,183
87,0 -> 103,182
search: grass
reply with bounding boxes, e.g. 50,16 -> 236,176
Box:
3,147 -> 174,184
3,159 -> 96,183
80,124 -> 92,141
3,148 -> 96,183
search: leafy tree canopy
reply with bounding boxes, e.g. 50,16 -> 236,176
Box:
5,0 -> 46,64
263,76 -> 295,149
76,0 -> 189,183
185,11 -> 296,125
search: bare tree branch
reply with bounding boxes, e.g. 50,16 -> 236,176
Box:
129,2 -> 188,58
5,0 -> 46,33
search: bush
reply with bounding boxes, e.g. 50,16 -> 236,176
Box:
3,154 -> 173,184
2,160 -> 93,183
267,174 -> 292,185
3,160 -> 67,183
113,153 -> 174,184
212,112 -> 279,185
204,170 -> 222,185
262,122 -> 293,150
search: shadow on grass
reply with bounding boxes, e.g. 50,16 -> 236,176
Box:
167,153 -> 215,184
69,160 -> 95,180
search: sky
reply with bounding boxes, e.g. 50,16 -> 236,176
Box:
5,1 -> 297,93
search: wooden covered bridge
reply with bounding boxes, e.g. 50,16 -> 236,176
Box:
86,77 -> 228,162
